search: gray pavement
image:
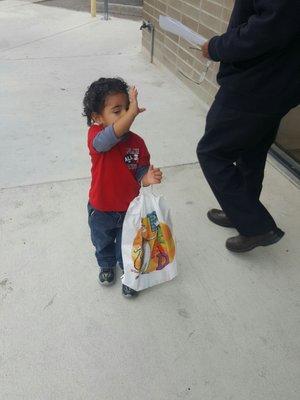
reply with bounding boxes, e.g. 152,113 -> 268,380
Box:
1,2 -> 300,399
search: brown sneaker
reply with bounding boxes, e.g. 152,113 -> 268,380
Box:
226,229 -> 285,253
207,209 -> 234,228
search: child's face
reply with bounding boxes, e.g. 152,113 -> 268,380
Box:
93,92 -> 129,126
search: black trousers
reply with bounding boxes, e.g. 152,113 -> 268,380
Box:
197,100 -> 284,236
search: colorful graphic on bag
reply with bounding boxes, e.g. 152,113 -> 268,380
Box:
131,211 -> 175,276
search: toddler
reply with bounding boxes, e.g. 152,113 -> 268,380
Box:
83,77 -> 162,297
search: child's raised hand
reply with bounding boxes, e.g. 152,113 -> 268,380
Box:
142,165 -> 163,186
129,86 -> 146,116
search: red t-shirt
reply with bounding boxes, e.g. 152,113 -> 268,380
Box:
87,124 -> 150,212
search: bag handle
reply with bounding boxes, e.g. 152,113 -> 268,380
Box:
141,183 -> 155,195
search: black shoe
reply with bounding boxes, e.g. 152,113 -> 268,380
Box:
122,284 -> 138,298
226,228 -> 285,253
207,209 -> 234,228
99,269 -> 115,286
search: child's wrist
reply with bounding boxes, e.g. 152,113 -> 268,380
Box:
128,104 -> 138,117
141,175 -> 149,186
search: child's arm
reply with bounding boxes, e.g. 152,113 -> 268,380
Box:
93,125 -> 121,153
93,87 -> 145,152
113,86 -> 145,138
136,165 -> 149,183
141,165 -> 163,186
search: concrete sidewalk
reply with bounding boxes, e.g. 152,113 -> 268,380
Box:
1,2 -> 300,399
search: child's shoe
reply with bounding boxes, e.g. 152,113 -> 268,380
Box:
122,284 -> 138,298
99,269 -> 115,285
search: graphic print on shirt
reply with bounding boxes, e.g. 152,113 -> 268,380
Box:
124,148 -> 139,170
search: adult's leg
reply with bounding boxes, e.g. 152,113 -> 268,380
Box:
236,119 -> 281,200
197,101 -> 282,236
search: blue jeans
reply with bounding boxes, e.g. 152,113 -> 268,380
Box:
87,203 -> 126,271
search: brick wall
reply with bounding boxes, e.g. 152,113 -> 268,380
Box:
142,0 -> 234,105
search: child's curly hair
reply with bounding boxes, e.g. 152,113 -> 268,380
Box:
83,77 -> 129,126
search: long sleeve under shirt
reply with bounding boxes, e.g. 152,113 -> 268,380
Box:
208,0 -> 300,114
88,124 -> 150,212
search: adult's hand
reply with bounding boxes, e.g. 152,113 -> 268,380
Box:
202,41 -> 211,59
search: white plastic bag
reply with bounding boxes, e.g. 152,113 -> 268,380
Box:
121,189 -> 177,291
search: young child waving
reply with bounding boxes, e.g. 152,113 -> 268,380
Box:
83,77 -> 162,297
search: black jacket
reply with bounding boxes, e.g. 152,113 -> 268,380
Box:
208,0 -> 300,114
